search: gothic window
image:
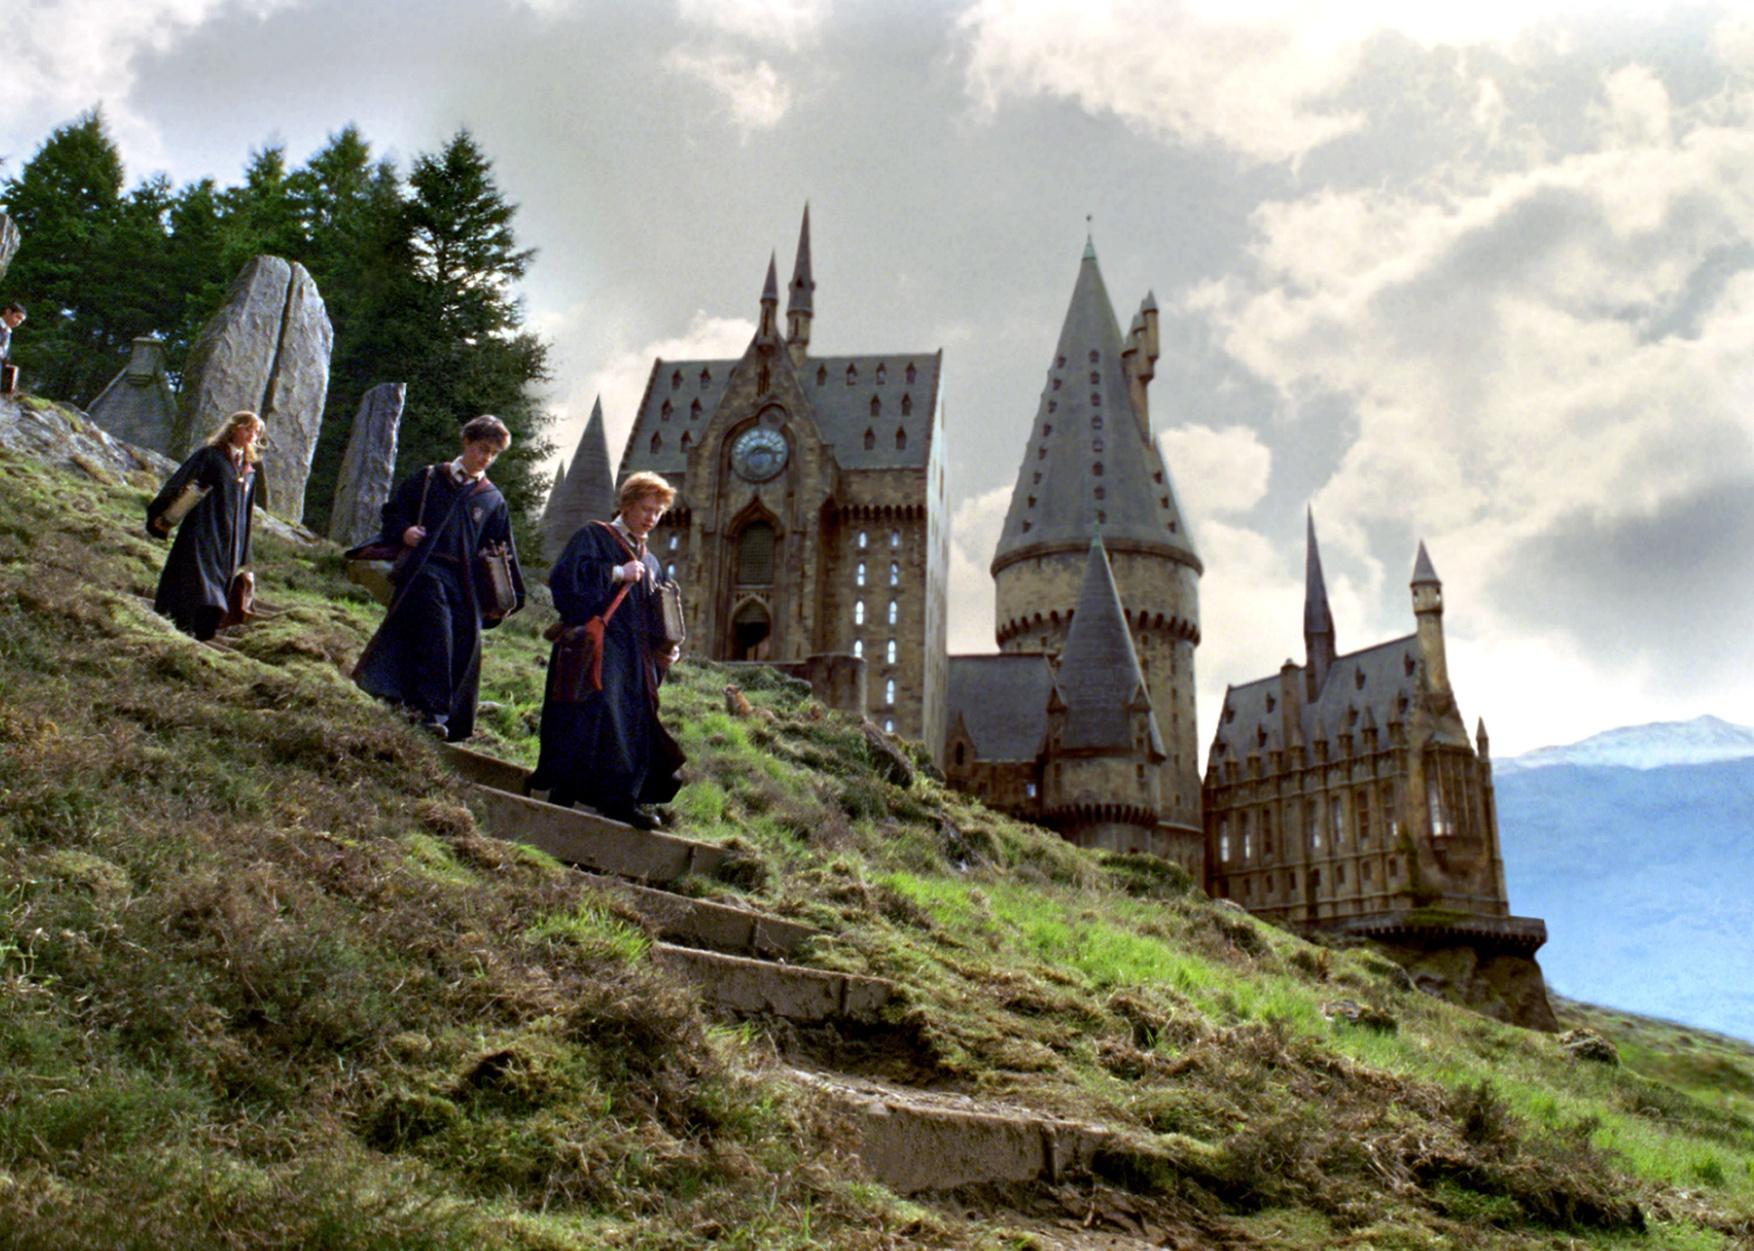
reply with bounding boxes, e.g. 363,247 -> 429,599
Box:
857,530 -> 868,549
887,601 -> 897,625
954,742 -> 965,767
668,534 -> 679,551
1262,808 -> 1274,857
1218,817 -> 1229,862
1038,446 -> 1047,460
1089,371 -> 1100,384
876,363 -> 887,385
650,432 -> 662,453
1090,392 -> 1101,406
864,428 -> 876,450
1388,856 -> 1399,878
885,718 -> 895,733
671,369 -> 682,390
890,530 -> 900,547
856,561 -> 866,587
895,427 -> 907,450
889,561 -> 899,586
1382,782 -> 1398,837
1306,799 -> 1320,851
1093,462 -> 1104,476
906,362 -> 916,384
854,600 -> 865,626
1052,378 -> 1062,391
1362,859 -> 1373,881
661,399 -> 673,420
1356,791 -> 1370,843
1336,863 -> 1346,885
690,398 -> 702,419
1427,776 -> 1453,838
885,638 -> 896,665
736,521 -> 774,584
846,364 -> 858,385
885,678 -> 895,706
1311,868 -> 1322,889
699,368 -> 711,385
1088,350 -> 1100,363
816,365 -> 827,386
901,394 -> 912,416
1026,781 -> 1037,798
1330,796 -> 1344,847
1043,423 -> 1053,437
870,395 -> 882,417
852,639 -> 863,658
680,431 -> 693,450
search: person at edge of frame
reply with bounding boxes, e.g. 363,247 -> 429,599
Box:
353,414 -> 526,741
145,409 -> 266,641
528,470 -> 685,831
0,303 -> 27,394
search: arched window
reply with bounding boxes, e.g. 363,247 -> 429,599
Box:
845,364 -> 858,385
885,638 -> 896,664
661,399 -> 672,420
1427,776 -> 1452,837
884,678 -> 895,705
671,369 -> 682,390
854,600 -> 865,626
901,394 -> 912,416
1355,791 -> 1371,843
667,534 -> 678,551
699,367 -> 712,385
855,561 -> 866,587
895,427 -> 907,450
680,431 -> 693,449
1089,371 -> 1100,384
1330,796 -> 1344,848
857,530 -> 868,549
888,562 -> 899,586
650,432 -> 662,452
666,563 -> 676,578
889,530 -> 900,547
852,639 -> 863,658
887,601 -> 897,625
954,742 -> 966,767
870,395 -> 882,417
690,398 -> 702,419
885,718 -> 894,733
876,363 -> 887,385
905,362 -> 916,385
736,521 -> 774,585
864,428 -> 875,450
816,365 -> 827,385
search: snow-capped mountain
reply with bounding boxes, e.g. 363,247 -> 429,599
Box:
1499,714 -> 1754,772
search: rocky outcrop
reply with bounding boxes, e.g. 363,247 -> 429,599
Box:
1380,942 -> 1559,1032
175,255 -> 333,524
0,213 -> 18,282
87,336 -> 178,453
328,383 -> 406,547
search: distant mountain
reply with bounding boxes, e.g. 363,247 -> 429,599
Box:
1495,725 -> 1754,1043
1499,714 -> 1754,772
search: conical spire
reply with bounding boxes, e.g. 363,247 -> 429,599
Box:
761,252 -> 779,305
1412,539 -> 1440,586
545,396 -> 616,558
994,242 -> 1198,569
788,204 -> 814,316
1052,538 -> 1164,754
1304,507 -> 1337,692
539,460 -> 567,529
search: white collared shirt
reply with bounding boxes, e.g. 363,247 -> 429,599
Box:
450,456 -> 485,484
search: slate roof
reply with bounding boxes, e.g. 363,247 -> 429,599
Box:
1054,538 -> 1164,754
619,351 -> 943,478
994,243 -> 1197,567
947,653 -> 1052,761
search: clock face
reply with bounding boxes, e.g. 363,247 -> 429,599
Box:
731,427 -> 789,482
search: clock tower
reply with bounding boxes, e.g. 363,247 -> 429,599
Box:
615,211 -> 950,755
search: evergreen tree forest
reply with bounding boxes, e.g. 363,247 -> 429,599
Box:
0,111 -> 553,532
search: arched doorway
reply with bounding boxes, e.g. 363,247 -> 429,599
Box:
732,599 -> 772,660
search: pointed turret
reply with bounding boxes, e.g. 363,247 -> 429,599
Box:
786,204 -> 814,366
539,461 -> 567,535
993,240 -> 1197,571
1476,717 -> 1491,760
1303,508 -> 1336,696
1411,539 -> 1449,694
1051,538 -> 1164,755
544,396 -> 616,560
757,252 -> 781,344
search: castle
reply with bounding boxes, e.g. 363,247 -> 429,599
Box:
582,210 -> 1541,979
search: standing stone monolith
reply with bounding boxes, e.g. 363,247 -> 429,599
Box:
328,382 -> 406,547
0,213 -> 19,283
543,395 -> 616,561
175,254 -> 333,523
88,336 -> 178,452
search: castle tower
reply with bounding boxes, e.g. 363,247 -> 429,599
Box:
1411,540 -> 1449,694
1303,509 -> 1337,697
990,238 -> 1203,852
1040,538 -> 1165,851
544,396 -> 616,561
786,206 -> 814,368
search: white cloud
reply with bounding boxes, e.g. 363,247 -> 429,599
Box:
663,46 -> 794,133
676,0 -> 829,51
1156,424 -> 1271,520
540,308 -> 756,477
3,0 -> 299,167
946,485 -> 1010,653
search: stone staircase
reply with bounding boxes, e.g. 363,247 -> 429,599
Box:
441,743 -> 1166,1200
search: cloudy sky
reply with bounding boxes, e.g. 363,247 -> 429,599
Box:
8,0 -> 1754,759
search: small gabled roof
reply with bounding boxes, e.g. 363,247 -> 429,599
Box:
947,653 -> 1052,761
1055,538 -> 1164,754
994,242 -> 1197,569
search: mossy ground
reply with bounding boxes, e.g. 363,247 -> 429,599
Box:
2,421 -> 1752,1249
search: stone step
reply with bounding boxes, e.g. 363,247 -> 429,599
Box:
588,875 -> 815,959
790,1069 -> 1141,1196
467,784 -> 728,885
651,944 -> 898,1024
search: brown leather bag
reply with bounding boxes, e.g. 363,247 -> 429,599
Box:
477,540 -> 519,618
547,580 -> 633,702
219,569 -> 255,629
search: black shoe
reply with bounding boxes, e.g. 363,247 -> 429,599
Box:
604,805 -> 659,831
417,718 -> 449,740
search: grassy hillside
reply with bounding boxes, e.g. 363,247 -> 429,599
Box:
2,407 -> 1753,1249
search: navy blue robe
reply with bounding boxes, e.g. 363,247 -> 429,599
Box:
146,444 -> 263,640
353,465 -> 525,740
530,521 -> 684,816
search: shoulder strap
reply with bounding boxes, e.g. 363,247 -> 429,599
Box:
594,519 -> 639,561
415,465 -> 435,527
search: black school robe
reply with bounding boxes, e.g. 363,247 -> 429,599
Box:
352,465 -> 525,740
530,521 -> 684,815
146,444 -> 263,640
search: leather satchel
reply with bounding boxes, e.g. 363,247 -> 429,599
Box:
477,540 -> 519,618
219,568 -> 255,629
548,581 -> 633,702
655,578 -> 686,648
